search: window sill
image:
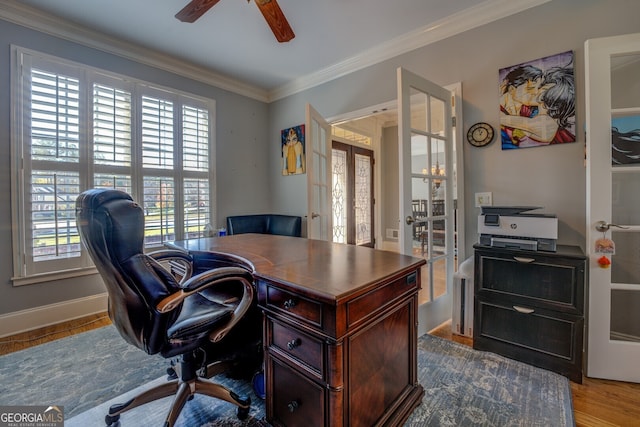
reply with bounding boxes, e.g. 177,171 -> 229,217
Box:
12,267 -> 99,287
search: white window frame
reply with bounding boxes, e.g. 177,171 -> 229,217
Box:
10,46 -> 216,286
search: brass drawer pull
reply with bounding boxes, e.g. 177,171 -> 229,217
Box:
283,299 -> 297,310
287,338 -> 301,350
513,256 -> 535,263
513,305 -> 535,314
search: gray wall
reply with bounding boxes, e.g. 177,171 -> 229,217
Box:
382,126 -> 400,240
0,20 -> 271,316
268,0 -> 640,258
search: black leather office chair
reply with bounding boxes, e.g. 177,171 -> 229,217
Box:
76,189 -> 258,426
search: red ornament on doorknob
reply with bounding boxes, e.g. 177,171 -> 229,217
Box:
597,255 -> 611,269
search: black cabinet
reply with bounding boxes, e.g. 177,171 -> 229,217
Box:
473,244 -> 586,383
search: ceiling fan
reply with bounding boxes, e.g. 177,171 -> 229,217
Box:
176,0 -> 295,43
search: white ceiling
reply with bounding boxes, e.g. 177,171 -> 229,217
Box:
3,0 -> 550,101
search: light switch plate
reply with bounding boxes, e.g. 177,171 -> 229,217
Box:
475,192 -> 493,207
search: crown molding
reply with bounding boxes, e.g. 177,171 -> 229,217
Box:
1,0 -> 551,104
268,0 -> 552,101
0,1 -> 270,102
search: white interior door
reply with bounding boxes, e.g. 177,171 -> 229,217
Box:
306,104 -> 332,241
397,67 -> 454,336
585,32 -> 640,382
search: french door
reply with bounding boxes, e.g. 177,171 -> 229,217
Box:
397,67 -> 455,335
306,104 -> 332,241
331,141 -> 374,247
585,32 -> 640,382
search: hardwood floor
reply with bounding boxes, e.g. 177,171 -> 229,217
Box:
0,313 -> 111,356
2,314 -> 639,426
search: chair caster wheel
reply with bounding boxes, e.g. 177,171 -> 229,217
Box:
105,413 -> 120,426
166,366 -> 177,380
233,394 -> 250,420
237,405 -> 250,420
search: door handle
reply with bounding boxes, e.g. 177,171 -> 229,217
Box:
311,212 -> 320,219
595,221 -> 629,232
406,216 -> 415,225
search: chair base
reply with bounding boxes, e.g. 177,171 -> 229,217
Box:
105,355 -> 251,427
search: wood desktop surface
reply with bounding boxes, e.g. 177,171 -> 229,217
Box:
169,233 -> 426,304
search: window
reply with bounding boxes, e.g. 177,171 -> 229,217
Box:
331,126 -> 372,146
11,47 -> 215,284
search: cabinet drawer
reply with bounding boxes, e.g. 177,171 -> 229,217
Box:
269,319 -> 324,376
475,300 -> 581,362
475,249 -> 585,313
264,284 -> 322,328
270,357 -> 325,427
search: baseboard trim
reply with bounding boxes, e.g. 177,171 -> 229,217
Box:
0,293 -> 108,338
610,330 -> 640,343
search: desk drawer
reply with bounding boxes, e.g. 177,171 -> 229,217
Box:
347,272 -> 417,328
270,357 -> 325,427
269,319 -> 324,376
264,284 -> 322,328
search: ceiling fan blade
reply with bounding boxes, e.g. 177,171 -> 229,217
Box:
254,0 -> 295,43
176,0 -> 222,23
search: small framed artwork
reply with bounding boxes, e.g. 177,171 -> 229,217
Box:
499,50 -> 576,150
282,125 -> 305,175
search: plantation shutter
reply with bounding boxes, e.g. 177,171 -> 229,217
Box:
93,82 -> 134,194
27,66 -> 85,274
141,95 -> 176,247
182,105 -> 211,239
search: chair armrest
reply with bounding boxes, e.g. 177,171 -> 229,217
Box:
149,249 -> 194,285
156,266 -> 255,342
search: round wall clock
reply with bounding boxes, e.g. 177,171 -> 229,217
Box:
467,122 -> 495,147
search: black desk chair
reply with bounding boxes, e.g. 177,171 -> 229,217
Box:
76,189 -> 258,426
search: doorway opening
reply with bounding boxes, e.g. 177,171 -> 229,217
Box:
329,80 -> 464,335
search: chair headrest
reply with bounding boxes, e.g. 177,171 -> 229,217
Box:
76,188 -> 145,264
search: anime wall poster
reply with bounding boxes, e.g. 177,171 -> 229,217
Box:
281,125 -> 305,175
499,50 -> 576,150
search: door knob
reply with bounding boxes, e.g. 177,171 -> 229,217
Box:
311,212 -> 320,219
406,216 -> 415,225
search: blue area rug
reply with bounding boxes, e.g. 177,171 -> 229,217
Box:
0,325 -> 167,418
0,325 -> 574,426
410,335 -> 574,426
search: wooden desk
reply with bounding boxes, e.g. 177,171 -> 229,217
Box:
169,234 -> 425,426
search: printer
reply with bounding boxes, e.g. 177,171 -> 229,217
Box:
478,206 -> 557,252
